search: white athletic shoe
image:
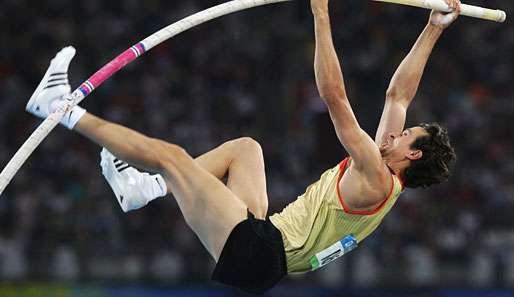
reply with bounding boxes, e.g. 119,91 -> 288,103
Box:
25,46 -> 85,130
26,46 -> 75,118
100,148 -> 167,213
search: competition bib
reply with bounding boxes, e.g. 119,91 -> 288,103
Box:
309,235 -> 358,271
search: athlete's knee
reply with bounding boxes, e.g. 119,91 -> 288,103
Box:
231,137 -> 263,157
236,137 -> 262,151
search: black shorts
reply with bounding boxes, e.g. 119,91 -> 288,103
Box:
212,212 -> 287,294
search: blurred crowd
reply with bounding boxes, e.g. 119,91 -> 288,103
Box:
0,0 -> 513,289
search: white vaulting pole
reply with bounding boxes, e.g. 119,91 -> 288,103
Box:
373,0 -> 506,23
0,0 -> 291,195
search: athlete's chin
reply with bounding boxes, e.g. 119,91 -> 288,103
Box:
379,145 -> 388,155
380,147 -> 392,157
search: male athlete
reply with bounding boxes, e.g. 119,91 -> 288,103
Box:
26,0 -> 458,293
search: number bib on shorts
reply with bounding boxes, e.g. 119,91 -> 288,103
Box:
309,235 -> 358,271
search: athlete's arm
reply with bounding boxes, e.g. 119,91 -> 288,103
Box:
311,0 -> 384,178
375,0 -> 460,146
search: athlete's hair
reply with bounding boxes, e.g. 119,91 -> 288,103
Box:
402,123 -> 457,189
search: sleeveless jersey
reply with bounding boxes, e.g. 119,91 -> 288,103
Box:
269,157 -> 404,273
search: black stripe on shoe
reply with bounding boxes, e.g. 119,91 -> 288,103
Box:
47,78 -> 68,83
115,162 -> 127,169
50,72 -> 67,77
44,82 -> 68,89
117,164 -> 130,173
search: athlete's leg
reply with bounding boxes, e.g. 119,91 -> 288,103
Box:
75,112 -> 247,260
194,138 -> 268,219
101,137 -> 269,217
25,48 -> 246,260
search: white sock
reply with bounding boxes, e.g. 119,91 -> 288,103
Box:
61,105 -> 86,130
141,173 -> 168,203
48,98 -> 87,130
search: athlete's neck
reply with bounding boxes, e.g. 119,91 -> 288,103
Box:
382,156 -> 409,177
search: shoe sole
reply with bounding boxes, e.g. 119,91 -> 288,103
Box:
101,149 -> 126,205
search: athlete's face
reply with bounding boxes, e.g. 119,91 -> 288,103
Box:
380,126 -> 429,161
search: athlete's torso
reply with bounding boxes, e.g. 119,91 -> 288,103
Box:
269,157 -> 404,274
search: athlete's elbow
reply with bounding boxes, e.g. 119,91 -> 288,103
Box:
385,87 -> 412,106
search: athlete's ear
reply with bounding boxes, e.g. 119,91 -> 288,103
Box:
406,149 -> 423,161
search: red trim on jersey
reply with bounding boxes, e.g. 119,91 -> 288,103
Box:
336,157 -> 396,216
396,174 -> 405,191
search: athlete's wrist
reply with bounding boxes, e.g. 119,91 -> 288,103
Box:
426,23 -> 445,32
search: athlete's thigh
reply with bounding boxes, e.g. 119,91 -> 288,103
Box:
194,142 -> 233,180
163,150 -> 248,261
194,138 -> 268,218
194,138 -> 264,180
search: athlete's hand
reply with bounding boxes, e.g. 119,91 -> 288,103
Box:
311,0 -> 329,15
429,0 -> 460,29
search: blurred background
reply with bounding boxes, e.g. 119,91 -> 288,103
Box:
0,0 -> 513,296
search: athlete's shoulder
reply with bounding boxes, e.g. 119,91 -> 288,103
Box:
337,157 -> 396,214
